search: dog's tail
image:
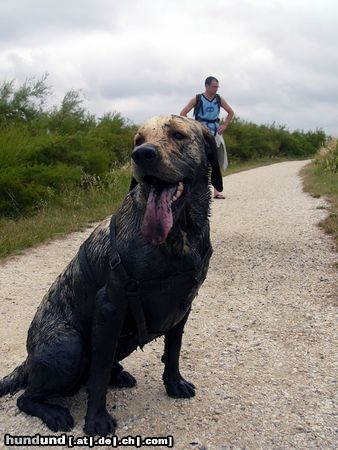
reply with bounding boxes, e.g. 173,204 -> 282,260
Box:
0,360 -> 28,396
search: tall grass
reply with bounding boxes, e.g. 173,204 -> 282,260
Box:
0,168 -> 131,259
301,138 -> 338,254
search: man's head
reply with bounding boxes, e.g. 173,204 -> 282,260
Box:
204,76 -> 219,97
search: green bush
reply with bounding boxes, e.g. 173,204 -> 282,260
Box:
0,163 -> 83,215
0,75 -> 50,125
224,118 -> 326,162
0,77 -> 135,217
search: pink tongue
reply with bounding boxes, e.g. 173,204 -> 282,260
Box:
141,185 -> 176,245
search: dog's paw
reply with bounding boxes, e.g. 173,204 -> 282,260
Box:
84,410 -> 117,436
164,376 -> 196,398
110,370 -> 137,389
42,404 -> 74,432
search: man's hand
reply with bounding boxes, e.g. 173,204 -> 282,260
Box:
217,124 -> 227,134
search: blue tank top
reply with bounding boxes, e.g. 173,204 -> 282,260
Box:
194,94 -> 220,135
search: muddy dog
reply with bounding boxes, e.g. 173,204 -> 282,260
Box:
0,115 -> 223,436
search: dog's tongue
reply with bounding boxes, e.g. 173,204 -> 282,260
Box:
141,185 -> 176,245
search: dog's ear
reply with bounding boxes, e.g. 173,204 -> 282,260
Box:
202,128 -> 223,192
129,177 -> 138,191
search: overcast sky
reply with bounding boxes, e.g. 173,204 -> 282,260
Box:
1,0 -> 337,135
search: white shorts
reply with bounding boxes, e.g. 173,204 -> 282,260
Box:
215,133 -> 228,170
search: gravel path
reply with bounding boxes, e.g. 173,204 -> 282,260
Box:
0,160 -> 337,450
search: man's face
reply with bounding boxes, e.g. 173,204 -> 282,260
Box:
206,80 -> 219,96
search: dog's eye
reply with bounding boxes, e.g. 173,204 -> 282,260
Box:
172,131 -> 186,140
135,136 -> 145,146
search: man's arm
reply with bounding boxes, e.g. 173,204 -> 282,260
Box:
180,97 -> 197,117
217,97 -> 234,134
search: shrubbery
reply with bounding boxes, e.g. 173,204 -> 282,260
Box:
0,76 -> 136,217
0,76 -> 327,218
224,117 -> 326,161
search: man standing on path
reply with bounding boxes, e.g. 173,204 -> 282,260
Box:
180,76 -> 234,199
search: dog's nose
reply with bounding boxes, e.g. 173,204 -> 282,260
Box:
132,145 -> 159,165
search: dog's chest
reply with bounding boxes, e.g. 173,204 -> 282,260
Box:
117,239 -> 180,280
114,253 -> 209,360
114,240 -> 210,333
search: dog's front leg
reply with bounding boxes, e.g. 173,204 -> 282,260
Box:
162,309 -> 196,398
84,286 -> 126,436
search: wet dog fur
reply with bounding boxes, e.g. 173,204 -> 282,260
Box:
0,115 -> 223,435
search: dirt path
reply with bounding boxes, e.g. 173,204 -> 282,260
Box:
0,161 -> 337,450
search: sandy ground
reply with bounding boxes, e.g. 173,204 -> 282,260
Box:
0,160 -> 337,450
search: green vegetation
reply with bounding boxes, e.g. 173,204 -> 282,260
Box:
0,169 -> 131,260
0,76 -> 136,217
0,75 -> 331,259
301,139 -> 338,253
224,117 -> 326,162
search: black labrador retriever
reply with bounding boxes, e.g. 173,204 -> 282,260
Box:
0,115 -> 223,436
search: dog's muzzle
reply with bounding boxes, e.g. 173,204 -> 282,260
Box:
130,144 -> 185,246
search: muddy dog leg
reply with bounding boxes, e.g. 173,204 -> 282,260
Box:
162,309 -> 196,398
84,287 -> 127,436
16,328 -> 85,432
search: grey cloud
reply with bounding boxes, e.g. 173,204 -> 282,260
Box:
0,0 -> 118,46
0,0 -> 337,135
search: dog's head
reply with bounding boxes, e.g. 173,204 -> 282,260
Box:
130,115 -> 223,245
